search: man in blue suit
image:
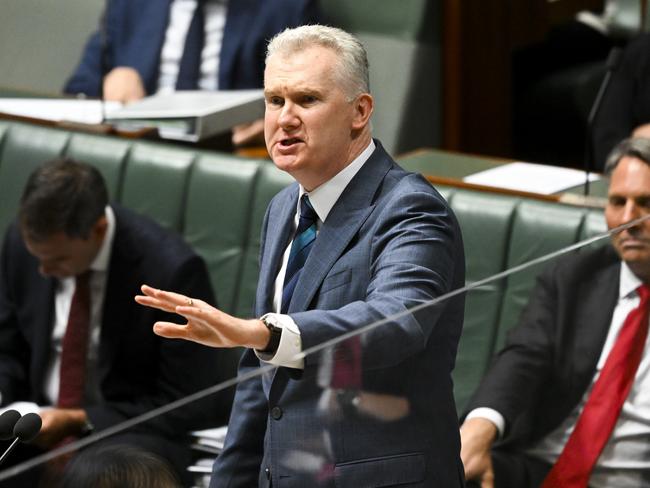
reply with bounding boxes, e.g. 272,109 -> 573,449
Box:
137,25 -> 466,487
64,0 -> 321,102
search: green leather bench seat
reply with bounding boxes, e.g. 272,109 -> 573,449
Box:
0,120 -> 607,413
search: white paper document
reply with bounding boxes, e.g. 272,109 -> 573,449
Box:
0,98 -> 122,125
190,424 -> 228,452
0,401 -> 41,416
463,162 -> 601,195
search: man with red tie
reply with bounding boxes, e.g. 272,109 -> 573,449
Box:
0,158 -> 224,485
461,136 -> 650,487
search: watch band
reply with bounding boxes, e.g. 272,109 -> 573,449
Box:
260,314 -> 282,354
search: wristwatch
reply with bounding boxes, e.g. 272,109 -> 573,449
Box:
259,314 -> 282,354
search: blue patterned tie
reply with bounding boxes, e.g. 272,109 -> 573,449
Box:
281,195 -> 318,313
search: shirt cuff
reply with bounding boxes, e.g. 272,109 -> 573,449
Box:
465,407 -> 505,438
255,313 -> 304,369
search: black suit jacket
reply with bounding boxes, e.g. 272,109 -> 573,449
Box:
0,205 -> 227,438
465,245 -> 620,447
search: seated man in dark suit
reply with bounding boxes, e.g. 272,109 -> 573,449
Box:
64,0 -> 321,146
0,158 -> 225,485
461,137 -> 650,487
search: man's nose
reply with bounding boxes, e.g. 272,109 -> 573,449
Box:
621,201 -> 642,227
278,102 -> 299,129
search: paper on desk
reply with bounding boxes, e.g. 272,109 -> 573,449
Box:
0,98 -> 122,124
0,402 -> 41,416
463,162 -> 601,195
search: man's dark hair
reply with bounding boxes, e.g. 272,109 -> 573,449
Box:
604,137 -> 650,176
19,157 -> 108,242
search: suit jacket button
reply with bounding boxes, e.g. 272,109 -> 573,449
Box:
265,467 -> 271,480
270,406 -> 283,420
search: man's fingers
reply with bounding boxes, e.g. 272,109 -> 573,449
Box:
152,321 -> 190,339
140,285 -> 188,304
137,285 -> 206,311
481,473 -> 494,488
134,295 -> 177,314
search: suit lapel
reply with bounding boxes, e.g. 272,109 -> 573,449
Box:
30,277 -> 56,399
257,187 -> 298,314
570,253 -> 620,395
97,211 -> 141,383
288,143 -> 394,313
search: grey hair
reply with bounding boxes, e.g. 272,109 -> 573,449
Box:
604,137 -> 650,175
266,24 -> 370,100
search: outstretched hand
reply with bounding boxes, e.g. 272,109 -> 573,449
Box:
135,285 -> 269,350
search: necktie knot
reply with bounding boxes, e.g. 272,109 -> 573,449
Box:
297,194 -> 318,234
76,270 -> 92,287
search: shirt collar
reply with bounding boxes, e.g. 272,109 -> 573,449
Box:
619,260 -> 644,300
298,139 -> 376,222
89,205 -> 116,272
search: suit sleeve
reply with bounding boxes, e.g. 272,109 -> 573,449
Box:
291,183 -> 464,370
0,227 -> 30,405
63,30 -> 105,96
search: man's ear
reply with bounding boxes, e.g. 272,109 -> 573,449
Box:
351,93 -> 374,130
91,215 -> 108,242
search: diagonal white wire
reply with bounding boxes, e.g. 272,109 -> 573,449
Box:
0,214 -> 647,481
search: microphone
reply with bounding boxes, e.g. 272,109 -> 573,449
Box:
583,46 -> 623,195
0,413 -> 42,466
0,411 -> 21,441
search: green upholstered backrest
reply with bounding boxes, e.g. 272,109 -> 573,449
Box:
495,202 -> 589,351
319,0 -> 441,155
233,163 -> 293,318
446,190 -> 520,410
120,143 -> 196,232
65,133 -> 131,201
184,154 -> 262,315
0,123 -> 70,238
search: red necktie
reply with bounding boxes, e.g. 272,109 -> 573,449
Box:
542,284 -> 650,488
57,271 -> 92,408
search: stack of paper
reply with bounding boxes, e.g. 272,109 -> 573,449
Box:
189,424 -> 228,455
463,162 -> 601,195
105,90 -> 265,141
0,98 -> 121,125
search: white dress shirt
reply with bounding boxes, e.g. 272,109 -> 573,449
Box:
467,261 -> 650,487
157,0 -> 227,92
42,206 -> 117,407
256,140 -> 377,369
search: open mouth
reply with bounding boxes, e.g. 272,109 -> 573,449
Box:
280,137 -> 303,147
